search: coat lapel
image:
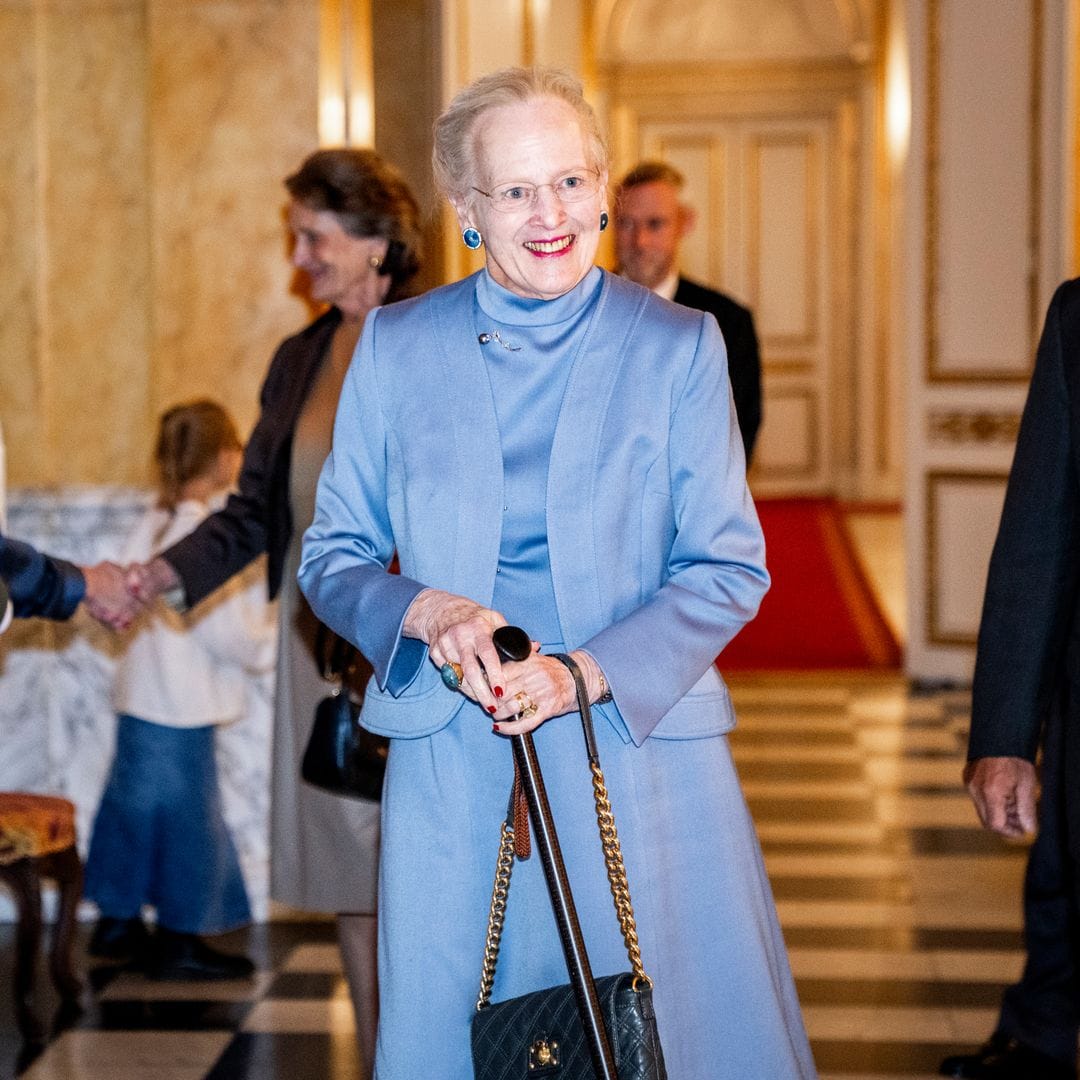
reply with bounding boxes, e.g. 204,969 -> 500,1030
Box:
429,275 -> 506,607
546,273 -> 648,648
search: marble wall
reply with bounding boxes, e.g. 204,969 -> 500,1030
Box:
0,0 -> 319,488
0,488 -> 275,921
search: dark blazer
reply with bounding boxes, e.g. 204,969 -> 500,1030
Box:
0,532 -> 85,619
673,277 -> 762,462
969,278 -> 1080,762
164,308 -> 341,606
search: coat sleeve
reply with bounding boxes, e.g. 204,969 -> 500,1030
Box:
299,308 -> 429,695
0,533 -> 86,620
578,314 -> 769,744
161,348 -> 288,607
969,280 -> 1080,762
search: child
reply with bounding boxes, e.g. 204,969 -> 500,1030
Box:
85,400 -> 277,979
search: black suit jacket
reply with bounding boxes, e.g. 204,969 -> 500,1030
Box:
969,278 -> 1080,762
673,277 -> 762,461
165,308 -> 341,606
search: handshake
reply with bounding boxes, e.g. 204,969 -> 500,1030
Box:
82,557 -> 183,632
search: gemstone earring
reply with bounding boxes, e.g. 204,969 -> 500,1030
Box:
462,227 -> 483,250
599,212 -> 609,232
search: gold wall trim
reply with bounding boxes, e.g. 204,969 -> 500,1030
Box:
927,410 -> 1021,445
1028,0 -> 1043,348
319,0 -> 374,146
925,470 -> 1008,646
925,0 -> 1041,384
522,0 -> 535,66
1074,0 -> 1080,275
872,0 -> 891,474
764,358 -> 816,374
600,58 -> 864,99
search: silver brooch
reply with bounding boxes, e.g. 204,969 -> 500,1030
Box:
477,330 -> 521,352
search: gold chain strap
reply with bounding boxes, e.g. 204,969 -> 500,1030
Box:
476,820 -> 517,1011
589,760 -> 651,989
475,761 -> 653,1011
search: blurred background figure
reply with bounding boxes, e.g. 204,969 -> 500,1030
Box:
85,400 -> 275,980
614,160 -> 762,463
122,148 -> 422,1076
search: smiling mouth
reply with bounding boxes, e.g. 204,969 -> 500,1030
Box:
523,236 -> 574,255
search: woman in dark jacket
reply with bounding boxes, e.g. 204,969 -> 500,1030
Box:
128,148 -> 421,1077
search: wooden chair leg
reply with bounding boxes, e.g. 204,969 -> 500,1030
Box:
1,859 -> 46,1041
43,845 -> 83,1000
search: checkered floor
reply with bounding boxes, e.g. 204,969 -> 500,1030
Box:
0,674 -> 1040,1079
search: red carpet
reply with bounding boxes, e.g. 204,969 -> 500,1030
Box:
719,498 -> 902,672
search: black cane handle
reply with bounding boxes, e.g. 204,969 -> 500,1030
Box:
492,624 -> 532,663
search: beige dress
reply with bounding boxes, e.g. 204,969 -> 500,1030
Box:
268,344 -> 380,914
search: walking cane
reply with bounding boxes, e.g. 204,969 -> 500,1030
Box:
492,626 -> 618,1080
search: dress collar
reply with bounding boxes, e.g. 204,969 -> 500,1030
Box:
475,266 -> 603,327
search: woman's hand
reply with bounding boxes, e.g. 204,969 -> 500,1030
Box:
491,649 -> 607,736
404,589 -> 509,714
126,556 -> 182,605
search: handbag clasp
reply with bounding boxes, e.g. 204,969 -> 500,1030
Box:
528,1037 -> 560,1071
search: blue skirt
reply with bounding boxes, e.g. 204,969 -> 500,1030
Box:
84,714 -> 251,935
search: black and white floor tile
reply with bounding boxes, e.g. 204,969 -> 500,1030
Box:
730,674 -> 1030,1080
0,675 -> 1041,1079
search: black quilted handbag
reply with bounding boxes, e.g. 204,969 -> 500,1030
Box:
470,653 -> 667,1080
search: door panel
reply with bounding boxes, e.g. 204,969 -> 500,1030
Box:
640,116 -> 834,494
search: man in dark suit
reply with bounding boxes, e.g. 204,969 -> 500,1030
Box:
939,279 -> 1080,1080
614,161 -> 762,462
0,532 -> 131,631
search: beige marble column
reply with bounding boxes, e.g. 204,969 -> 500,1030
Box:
0,0 -> 320,488
147,0 -> 318,441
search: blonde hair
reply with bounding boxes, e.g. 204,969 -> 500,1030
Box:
432,66 -> 608,203
154,399 -> 242,511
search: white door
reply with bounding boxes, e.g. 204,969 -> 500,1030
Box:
638,115 -> 837,494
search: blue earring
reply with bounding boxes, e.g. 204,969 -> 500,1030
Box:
600,212 -> 609,232
462,227 -> 482,250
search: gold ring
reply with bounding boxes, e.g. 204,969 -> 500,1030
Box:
449,661 -> 463,682
515,692 -> 538,720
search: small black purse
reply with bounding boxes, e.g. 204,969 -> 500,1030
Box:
301,625 -> 388,802
470,653 -> 667,1080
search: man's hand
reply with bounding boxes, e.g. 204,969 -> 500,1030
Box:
963,756 -> 1038,838
82,561 -> 143,631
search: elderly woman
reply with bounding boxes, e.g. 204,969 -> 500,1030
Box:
300,69 -> 814,1078
127,148 -> 421,1074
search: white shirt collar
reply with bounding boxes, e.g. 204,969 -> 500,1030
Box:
653,271 -> 680,301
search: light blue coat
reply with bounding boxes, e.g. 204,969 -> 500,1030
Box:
300,270 -> 816,1079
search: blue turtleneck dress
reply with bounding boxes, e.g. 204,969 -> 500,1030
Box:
336,269 -> 816,1080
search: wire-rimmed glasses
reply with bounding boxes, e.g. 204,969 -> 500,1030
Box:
472,172 -> 600,213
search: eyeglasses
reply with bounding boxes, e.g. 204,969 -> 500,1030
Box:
472,172 -> 601,213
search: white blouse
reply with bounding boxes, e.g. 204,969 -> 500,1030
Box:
111,499 -> 277,727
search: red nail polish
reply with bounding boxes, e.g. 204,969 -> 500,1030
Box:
494,686 -> 504,698
492,724 -> 501,733
487,705 -> 497,714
